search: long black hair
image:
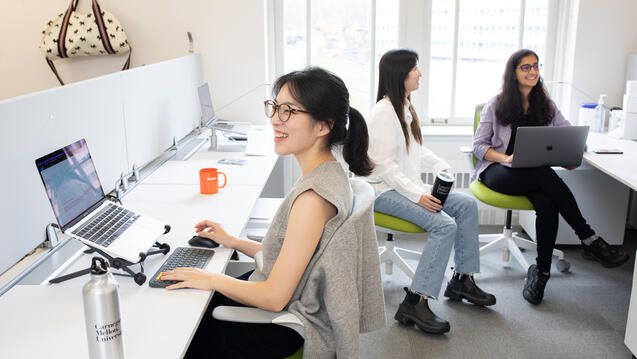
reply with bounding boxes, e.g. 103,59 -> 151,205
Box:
495,49 -> 554,127
377,48 -> 423,150
272,67 -> 374,176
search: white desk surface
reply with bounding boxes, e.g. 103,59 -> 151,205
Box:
0,284 -> 210,359
142,152 -> 278,186
0,146 -> 278,358
585,132 -> 637,191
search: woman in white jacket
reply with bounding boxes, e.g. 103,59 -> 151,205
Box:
368,49 -> 495,334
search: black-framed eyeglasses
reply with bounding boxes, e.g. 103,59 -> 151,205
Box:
518,63 -> 542,72
264,100 -> 311,122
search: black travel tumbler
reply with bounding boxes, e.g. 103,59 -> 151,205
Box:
431,171 -> 455,206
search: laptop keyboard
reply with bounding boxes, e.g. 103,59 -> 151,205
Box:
149,247 -> 215,288
72,203 -> 139,247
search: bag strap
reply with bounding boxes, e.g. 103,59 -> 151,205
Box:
46,47 -> 131,86
56,0 -> 79,59
46,58 -> 67,86
91,0 -> 116,55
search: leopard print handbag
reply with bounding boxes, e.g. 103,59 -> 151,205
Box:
40,0 -> 131,85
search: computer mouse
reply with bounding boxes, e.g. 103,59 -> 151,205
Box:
188,235 -> 219,248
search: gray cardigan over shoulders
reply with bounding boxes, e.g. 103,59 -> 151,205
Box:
249,161 -> 386,358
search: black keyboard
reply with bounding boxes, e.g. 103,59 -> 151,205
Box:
72,203 -> 139,247
149,247 -> 215,288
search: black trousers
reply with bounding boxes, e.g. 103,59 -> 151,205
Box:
184,271 -> 304,359
481,164 -> 595,272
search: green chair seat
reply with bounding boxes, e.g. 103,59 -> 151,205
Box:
286,346 -> 303,359
470,180 -> 533,211
374,212 -> 426,233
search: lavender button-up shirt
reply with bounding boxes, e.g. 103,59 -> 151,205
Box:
471,96 -> 571,181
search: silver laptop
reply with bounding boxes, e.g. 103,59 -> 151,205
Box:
35,139 -> 166,263
502,126 -> 589,168
197,83 -> 249,136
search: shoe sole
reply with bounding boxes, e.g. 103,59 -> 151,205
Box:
522,290 -> 542,305
394,312 -> 450,334
581,251 -> 629,268
443,288 -> 496,306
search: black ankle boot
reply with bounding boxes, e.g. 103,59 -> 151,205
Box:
582,237 -> 629,268
394,287 -> 450,334
444,272 -> 496,306
523,264 -> 550,305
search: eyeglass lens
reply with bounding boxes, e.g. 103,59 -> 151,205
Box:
520,64 -> 540,72
263,101 -> 292,122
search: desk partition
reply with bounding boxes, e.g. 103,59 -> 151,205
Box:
0,54 -> 203,275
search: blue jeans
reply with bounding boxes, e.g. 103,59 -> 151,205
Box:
375,190 -> 480,299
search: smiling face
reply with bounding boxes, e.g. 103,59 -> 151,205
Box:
404,65 -> 422,95
516,54 -> 540,92
270,84 -> 329,157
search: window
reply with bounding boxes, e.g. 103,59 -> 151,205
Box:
429,0 -> 550,124
273,0 -> 551,124
276,0 -> 399,116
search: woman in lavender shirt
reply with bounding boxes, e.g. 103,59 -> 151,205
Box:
473,49 -> 629,305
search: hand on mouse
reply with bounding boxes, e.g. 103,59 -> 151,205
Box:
194,220 -> 234,248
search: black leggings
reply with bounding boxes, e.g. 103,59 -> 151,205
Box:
184,271 -> 304,359
481,164 -> 595,272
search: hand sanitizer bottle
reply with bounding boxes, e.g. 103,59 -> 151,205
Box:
592,94 -> 607,132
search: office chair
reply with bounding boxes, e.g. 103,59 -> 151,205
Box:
463,104 -> 569,273
375,212 -> 426,279
213,178 -> 378,359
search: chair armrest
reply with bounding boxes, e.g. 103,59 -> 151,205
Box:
212,306 -> 304,337
254,251 -> 264,271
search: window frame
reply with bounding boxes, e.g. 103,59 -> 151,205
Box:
269,0 -> 560,126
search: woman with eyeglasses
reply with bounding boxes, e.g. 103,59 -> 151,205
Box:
367,48 -> 496,335
473,48 -> 629,305
160,67 -> 384,358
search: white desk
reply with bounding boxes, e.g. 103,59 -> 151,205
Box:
519,132 -> 635,245
584,132 -> 637,191
0,142 -> 280,358
0,285 -> 209,359
143,152 -> 278,187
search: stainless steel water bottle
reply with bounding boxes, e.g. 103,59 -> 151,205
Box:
83,257 -> 126,359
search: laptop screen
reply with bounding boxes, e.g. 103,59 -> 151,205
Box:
197,83 -> 216,126
35,139 -> 105,229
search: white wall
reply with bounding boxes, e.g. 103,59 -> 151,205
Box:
0,0 -> 268,124
563,0 -> 637,123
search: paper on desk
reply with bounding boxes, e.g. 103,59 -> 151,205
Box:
246,126 -> 274,156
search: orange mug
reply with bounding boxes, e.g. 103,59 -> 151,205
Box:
199,168 -> 227,194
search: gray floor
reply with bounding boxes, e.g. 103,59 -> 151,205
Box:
360,226 -> 637,359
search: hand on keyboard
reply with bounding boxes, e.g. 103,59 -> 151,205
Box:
149,247 -> 215,289
160,267 -> 217,290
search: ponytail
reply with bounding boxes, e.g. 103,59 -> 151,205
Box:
343,107 -> 374,176
272,67 -> 375,176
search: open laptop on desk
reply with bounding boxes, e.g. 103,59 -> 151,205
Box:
198,82 -> 250,136
502,126 -> 589,168
35,139 -> 167,263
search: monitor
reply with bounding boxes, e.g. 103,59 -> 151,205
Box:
197,83 -> 216,126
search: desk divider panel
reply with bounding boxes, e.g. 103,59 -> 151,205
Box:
0,54 -> 203,275
121,55 -> 203,169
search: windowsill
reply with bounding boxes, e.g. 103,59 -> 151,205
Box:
421,125 -> 473,137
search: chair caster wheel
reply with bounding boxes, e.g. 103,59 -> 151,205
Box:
134,273 -> 147,286
556,259 -> 570,273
